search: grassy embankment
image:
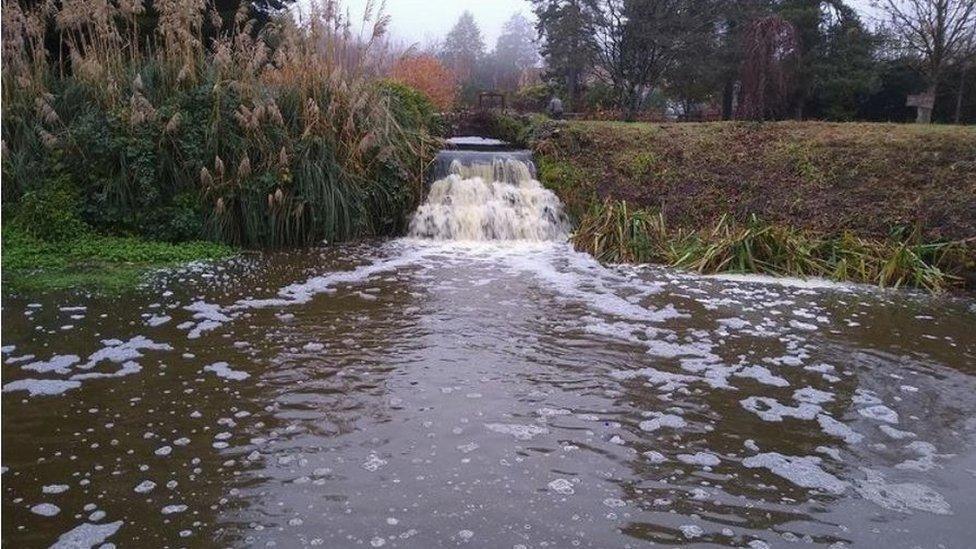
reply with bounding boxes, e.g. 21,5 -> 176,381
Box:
1,2 -> 438,293
528,120 -> 976,291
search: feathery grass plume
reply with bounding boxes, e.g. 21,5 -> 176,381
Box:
3,0 -> 437,247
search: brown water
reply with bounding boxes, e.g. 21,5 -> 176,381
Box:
3,239 -> 976,548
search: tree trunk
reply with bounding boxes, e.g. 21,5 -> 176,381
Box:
722,79 -> 734,120
955,64 -> 968,124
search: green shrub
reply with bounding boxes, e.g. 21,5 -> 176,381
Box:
379,80 -> 441,134
10,175 -> 90,242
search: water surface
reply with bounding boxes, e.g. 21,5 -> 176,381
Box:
3,239 -> 976,548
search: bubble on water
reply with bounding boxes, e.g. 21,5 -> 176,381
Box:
370,536 -> 386,547
456,442 -> 479,454
537,408 -> 571,417
134,480 -> 156,494
603,498 -> 626,508
457,529 -> 474,542
362,453 -> 388,472
31,503 -> 61,516
547,478 -> 575,495
42,484 -> 70,494
88,510 -> 106,521
303,342 -> 325,352
154,446 -> 172,457
679,524 -> 703,539
161,504 -> 188,515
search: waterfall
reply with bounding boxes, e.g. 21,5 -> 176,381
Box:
408,153 -> 569,242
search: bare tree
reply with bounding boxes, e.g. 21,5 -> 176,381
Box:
585,0 -> 715,121
875,0 -> 976,122
736,15 -> 801,121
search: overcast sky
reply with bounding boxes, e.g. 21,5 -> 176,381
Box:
332,0 -> 536,48
305,0 -> 881,49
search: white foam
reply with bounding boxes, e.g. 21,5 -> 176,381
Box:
638,414 -> 687,432
2,379 -> 81,396
22,355 -> 79,374
705,273 -> 852,290
858,405 -> 899,424
50,521 -> 123,549
817,414 -> 864,444
743,452 -> 847,494
855,468 -> 951,515
677,452 -> 721,467
740,396 -> 821,422
485,423 -> 549,440
203,362 -> 249,381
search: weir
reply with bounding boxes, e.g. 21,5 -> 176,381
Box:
409,137 -> 568,241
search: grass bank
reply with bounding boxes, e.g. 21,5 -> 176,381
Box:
2,228 -> 235,294
2,2 -> 440,293
526,120 -> 976,290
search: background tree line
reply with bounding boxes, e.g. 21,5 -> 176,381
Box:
529,0 -> 975,122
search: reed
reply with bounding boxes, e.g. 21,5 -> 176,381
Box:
572,200 -> 964,292
1,0 -> 437,247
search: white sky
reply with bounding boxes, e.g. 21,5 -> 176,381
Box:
301,0 -> 881,49
335,0 -> 536,48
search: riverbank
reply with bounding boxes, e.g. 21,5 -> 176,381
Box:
1,228 -> 235,293
527,120 -> 976,289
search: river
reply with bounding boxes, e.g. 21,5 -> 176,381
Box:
3,158 -> 976,547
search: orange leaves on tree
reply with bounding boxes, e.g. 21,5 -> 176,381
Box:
390,55 -> 457,110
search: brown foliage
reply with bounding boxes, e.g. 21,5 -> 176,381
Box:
389,55 -> 457,110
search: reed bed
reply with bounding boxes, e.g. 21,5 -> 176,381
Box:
574,200 -> 966,292
2,0 -> 437,247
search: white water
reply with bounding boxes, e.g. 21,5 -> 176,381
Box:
408,157 -> 569,241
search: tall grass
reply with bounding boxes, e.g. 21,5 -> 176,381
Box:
1,0 -> 437,247
574,200 -> 965,292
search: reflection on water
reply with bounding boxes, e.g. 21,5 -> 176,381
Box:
3,240 -> 976,548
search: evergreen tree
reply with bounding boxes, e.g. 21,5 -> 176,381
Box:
440,10 -> 487,97
488,13 -> 541,92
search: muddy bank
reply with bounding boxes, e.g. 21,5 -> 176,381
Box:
523,120 -> 976,284
532,121 -> 976,240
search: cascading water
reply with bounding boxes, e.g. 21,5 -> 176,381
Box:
408,146 -> 569,241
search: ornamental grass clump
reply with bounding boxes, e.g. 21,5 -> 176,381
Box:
572,200 -> 963,292
2,0 -> 437,247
